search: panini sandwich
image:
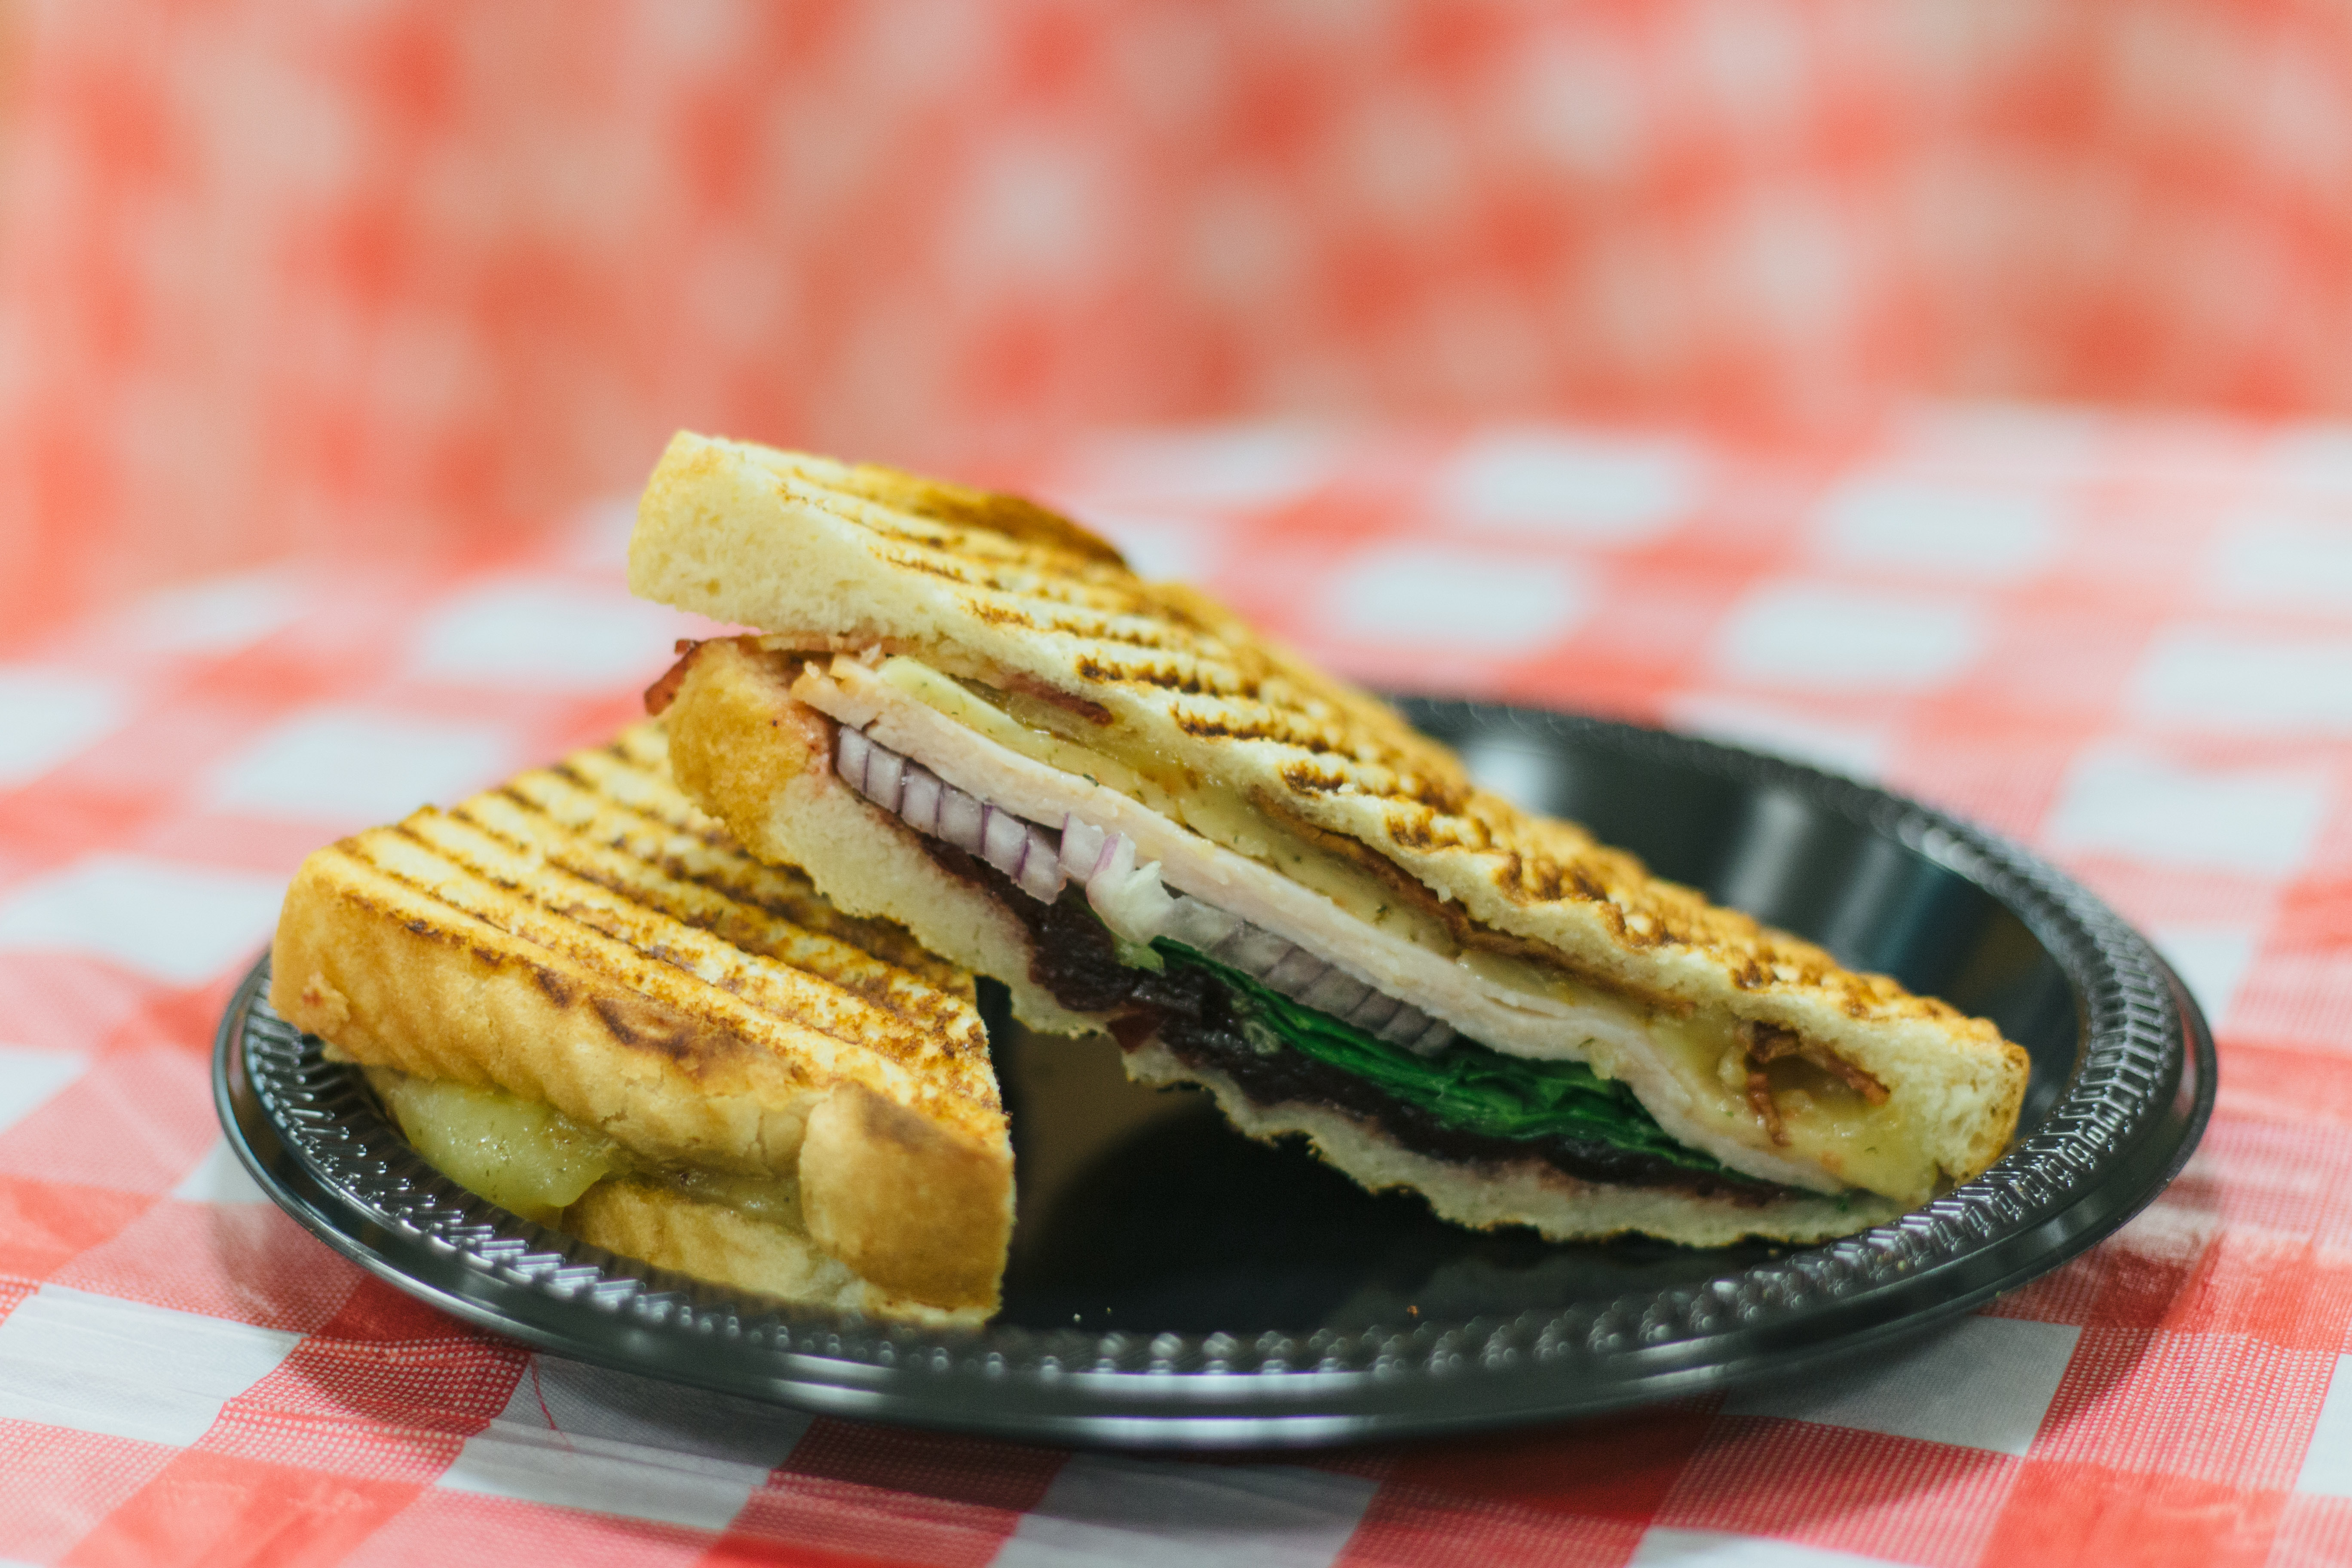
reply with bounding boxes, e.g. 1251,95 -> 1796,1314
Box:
633,432 -> 2031,1246
269,722 -> 1012,1322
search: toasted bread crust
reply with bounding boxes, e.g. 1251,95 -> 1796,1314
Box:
631,433 -> 2029,1186
567,1179 -> 988,1325
269,722 -> 1012,1314
802,1084 -> 1014,1308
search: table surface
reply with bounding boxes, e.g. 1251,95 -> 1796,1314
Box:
1,407 -> 2347,1567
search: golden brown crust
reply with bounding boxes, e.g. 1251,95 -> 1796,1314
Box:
824,459 -> 1130,569
801,1084 -> 1014,1310
273,848 -> 821,1172
268,721 -> 1013,1315
630,432 -> 2030,1187
567,1178 -> 989,1325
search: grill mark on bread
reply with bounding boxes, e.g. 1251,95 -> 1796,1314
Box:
1079,654 -> 1258,699
1176,706 -> 1351,755
532,966 -> 574,1007
587,992 -> 733,1067
337,779 -> 997,1117
403,809 -> 977,1074
965,599 -> 1039,632
536,750 -> 960,986
1245,793 -> 1708,1020
804,460 -> 1129,568
449,787 -> 976,1042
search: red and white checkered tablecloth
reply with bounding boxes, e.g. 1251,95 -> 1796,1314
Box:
2,407 -> 2349,1566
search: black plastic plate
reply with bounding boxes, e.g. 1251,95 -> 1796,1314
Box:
214,699 -> 2213,1449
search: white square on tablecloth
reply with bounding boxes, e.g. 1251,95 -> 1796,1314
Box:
2128,629 -> 2352,735
1810,472 -> 2060,582
1321,545 -> 1589,655
2262,426 -> 2352,499
2209,514 -> 2352,613
992,1454 -> 1379,1568
167,1139 -> 272,1205
119,567 -> 306,655
1629,1528 -> 1908,1567
2150,924 -> 2263,1033
0,667 -> 127,788
2041,741 -> 2329,877
564,494 -> 641,573
407,576 -> 686,692
0,1044 -> 86,1134
1709,581 -> 1984,692
204,705 -> 512,823
1722,1315 -> 2079,1456
2297,1355 -> 2352,1495
0,854 -> 284,985
1055,426 -> 1343,511
1662,695 -> 1889,781
435,1354 -> 809,1531
0,1285 -> 301,1447
1441,429 -> 1701,544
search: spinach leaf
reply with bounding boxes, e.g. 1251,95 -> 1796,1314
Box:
1158,940 -> 1725,1175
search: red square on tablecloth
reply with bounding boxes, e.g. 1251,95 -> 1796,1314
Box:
0,1420 -> 178,1563
58,1450 -> 422,1568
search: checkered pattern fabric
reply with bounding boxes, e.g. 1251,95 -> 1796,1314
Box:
9,1 -> 2352,640
0,407 -> 2347,1565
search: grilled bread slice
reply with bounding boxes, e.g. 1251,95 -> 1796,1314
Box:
269,721 -> 1012,1322
630,432 -> 2029,1241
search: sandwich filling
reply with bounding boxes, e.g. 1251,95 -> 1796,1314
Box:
767,646 -> 1926,1203
364,1066 -> 812,1231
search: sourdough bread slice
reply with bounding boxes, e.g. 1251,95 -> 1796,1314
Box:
270,722 -> 1013,1317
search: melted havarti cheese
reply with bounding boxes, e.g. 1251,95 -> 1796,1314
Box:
368,1068 -> 618,1225
368,1069 -> 810,1228
1662,1020 -> 1916,1198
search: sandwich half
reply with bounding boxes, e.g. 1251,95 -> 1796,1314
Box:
269,721 -> 1012,1323
632,432 -> 2031,1246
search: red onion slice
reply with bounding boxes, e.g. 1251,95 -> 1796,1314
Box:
1084,832 -> 1178,943
1016,822 -> 1066,901
835,726 -> 872,793
937,786 -> 985,852
1164,895 -> 1241,952
866,748 -> 905,815
1213,923 -> 1292,980
1298,968 -> 1370,1018
980,805 -> 1029,877
1060,817 -> 1107,879
899,767 -> 942,835
1262,947 -> 1329,996
1347,989 -> 1404,1033
1409,1016 -> 1457,1054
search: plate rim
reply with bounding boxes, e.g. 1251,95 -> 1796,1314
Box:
214,700 -> 2216,1449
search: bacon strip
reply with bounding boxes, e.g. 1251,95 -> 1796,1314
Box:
1740,1020 -> 1889,1142
643,638 -> 713,716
